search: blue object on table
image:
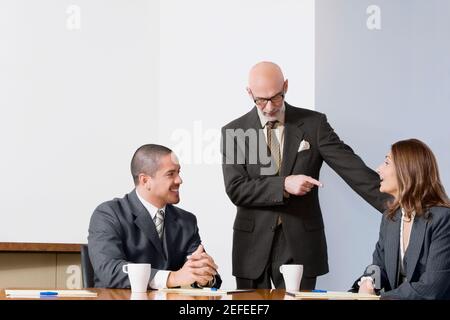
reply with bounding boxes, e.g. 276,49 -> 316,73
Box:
40,291 -> 59,296
201,287 -> 218,291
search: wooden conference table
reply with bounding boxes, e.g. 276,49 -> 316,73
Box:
0,289 -> 296,300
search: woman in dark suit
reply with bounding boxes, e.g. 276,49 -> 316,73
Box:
356,138 -> 450,299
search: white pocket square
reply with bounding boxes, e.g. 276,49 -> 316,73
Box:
298,140 -> 310,152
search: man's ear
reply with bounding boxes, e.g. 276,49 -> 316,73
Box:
284,79 -> 289,94
246,87 -> 253,97
139,174 -> 151,190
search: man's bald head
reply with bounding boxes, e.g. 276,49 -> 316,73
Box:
247,61 -> 288,120
248,61 -> 285,93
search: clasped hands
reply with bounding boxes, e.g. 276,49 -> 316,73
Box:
358,278 -> 376,295
167,244 -> 218,288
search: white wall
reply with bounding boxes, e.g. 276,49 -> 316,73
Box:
0,0 -> 314,289
0,0 -> 160,242
158,0 -> 315,289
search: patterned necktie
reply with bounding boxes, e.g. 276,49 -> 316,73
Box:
267,120 -> 283,225
266,120 -> 281,174
154,209 -> 165,239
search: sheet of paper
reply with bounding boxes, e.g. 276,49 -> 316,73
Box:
286,291 -> 380,300
5,289 -> 98,298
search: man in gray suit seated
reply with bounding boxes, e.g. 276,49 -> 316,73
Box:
88,144 -> 221,289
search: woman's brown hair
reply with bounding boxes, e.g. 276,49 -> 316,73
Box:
387,138 -> 450,219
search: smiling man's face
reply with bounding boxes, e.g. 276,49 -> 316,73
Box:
147,152 -> 182,208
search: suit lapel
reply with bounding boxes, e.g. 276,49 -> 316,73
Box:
405,214 -> 427,281
129,190 -> 164,258
246,107 -> 267,172
163,205 -> 181,265
385,210 -> 401,289
280,104 -> 305,176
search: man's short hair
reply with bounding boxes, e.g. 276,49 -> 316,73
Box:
130,144 -> 172,185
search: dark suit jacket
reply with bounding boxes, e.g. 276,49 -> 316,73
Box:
88,189 -> 221,288
221,103 -> 388,279
356,206 -> 450,299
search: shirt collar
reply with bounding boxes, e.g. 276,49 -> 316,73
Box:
136,189 -> 166,220
257,102 -> 286,128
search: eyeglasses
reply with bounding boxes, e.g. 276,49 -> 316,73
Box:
251,91 -> 285,107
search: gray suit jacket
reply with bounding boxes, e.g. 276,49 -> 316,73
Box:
88,189 -> 221,288
358,206 -> 450,299
221,103 -> 388,279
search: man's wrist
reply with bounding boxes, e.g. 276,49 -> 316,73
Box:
283,176 -> 290,198
166,271 -> 178,288
196,277 -> 216,288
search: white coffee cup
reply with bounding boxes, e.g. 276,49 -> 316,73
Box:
279,264 -> 303,291
122,263 -> 151,293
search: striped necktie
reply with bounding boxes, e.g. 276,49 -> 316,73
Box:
266,120 -> 283,225
154,209 -> 165,239
266,120 -> 281,173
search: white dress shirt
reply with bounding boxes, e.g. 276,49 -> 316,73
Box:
135,190 -> 170,289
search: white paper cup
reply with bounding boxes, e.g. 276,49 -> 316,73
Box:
279,264 -> 303,291
122,263 -> 151,293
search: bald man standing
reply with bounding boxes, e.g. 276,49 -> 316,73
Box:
221,62 -> 388,290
